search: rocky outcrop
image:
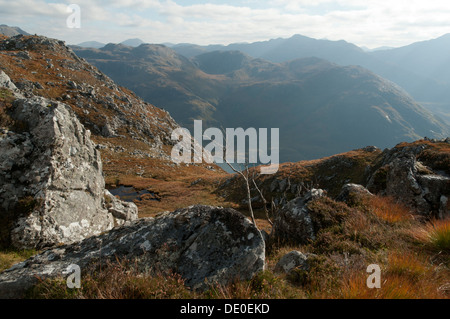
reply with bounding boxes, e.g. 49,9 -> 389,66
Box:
0,205 -> 265,298
367,146 -> 450,218
0,35 -> 83,64
0,35 -> 182,164
272,189 -> 325,245
0,70 -> 21,95
0,71 -> 137,249
103,190 -> 139,223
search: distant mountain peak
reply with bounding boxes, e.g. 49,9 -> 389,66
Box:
101,42 -> 129,51
76,41 -> 106,49
120,38 -> 145,47
193,50 -> 252,74
0,24 -> 30,37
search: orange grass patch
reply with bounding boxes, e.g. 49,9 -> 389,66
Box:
413,218 -> 450,252
367,196 -> 413,223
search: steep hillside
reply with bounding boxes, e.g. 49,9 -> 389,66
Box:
372,34 -> 450,123
372,34 -> 450,87
0,34 -> 228,217
72,43 -> 226,127
74,45 -> 449,162
173,34 -> 450,122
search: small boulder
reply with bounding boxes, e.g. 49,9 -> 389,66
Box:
274,251 -> 310,274
336,183 -> 373,204
273,189 -> 325,245
104,190 -> 138,225
0,70 -> 21,95
367,150 -> 450,217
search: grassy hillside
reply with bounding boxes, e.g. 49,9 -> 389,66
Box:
173,34 -> 450,118
19,194 -> 450,299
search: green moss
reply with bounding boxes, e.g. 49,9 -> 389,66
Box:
0,249 -> 37,272
0,88 -> 13,100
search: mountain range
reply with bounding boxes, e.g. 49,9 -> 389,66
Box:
77,38 -> 145,49
171,34 -> 450,125
73,42 -> 449,162
2,25 -> 448,163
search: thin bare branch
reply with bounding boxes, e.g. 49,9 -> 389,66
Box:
252,178 -> 273,226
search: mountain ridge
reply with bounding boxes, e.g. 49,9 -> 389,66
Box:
0,25 -> 30,37
73,44 -> 449,163
171,33 -> 450,124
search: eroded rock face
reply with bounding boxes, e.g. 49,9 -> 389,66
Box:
0,205 -> 265,298
273,189 -> 325,245
0,73 -> 137,249
367,149 -> 450,218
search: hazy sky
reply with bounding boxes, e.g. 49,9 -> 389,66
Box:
1,0 -> 450,48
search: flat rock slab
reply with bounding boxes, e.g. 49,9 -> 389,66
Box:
0,205 -> 265,298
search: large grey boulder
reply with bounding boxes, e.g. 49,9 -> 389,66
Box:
0,88 -> 137,249
273,189 -> 325,245
0,205 -> 265,298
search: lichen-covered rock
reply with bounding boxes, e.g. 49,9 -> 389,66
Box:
0,73 -> 137,249
274,251 -> 311,274
0,70 -> 21,95
273,189 -> 325,245
367,149 -> 450,218
0,205 -> 265,298
104,190 -> 138,225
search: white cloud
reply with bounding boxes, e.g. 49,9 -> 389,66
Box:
1,0 -> 450,48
